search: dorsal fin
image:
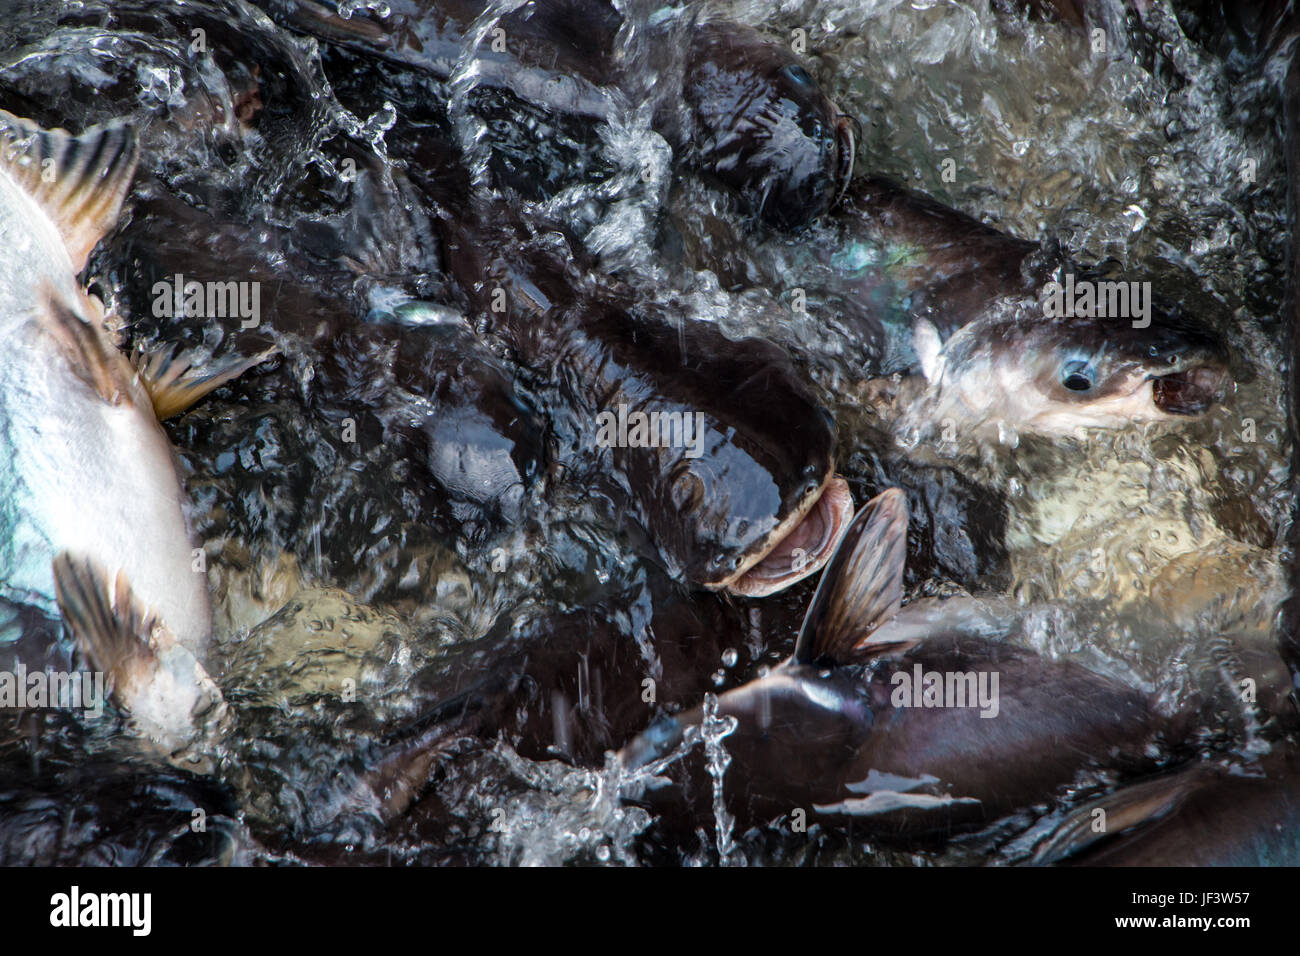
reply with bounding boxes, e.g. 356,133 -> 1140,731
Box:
793,488 -> 909,666
0,110 -> 140,271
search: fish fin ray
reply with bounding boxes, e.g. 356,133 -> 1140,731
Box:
0,110 -> 139,271
52,553 -> 165,707
1032,769 -> 1206,865
133,343 -> 278,419
794,488 -> 909,666
52,553 -> 227,763
38,290 -> 136,407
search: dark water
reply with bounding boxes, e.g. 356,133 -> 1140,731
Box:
0,0 -> 1294,865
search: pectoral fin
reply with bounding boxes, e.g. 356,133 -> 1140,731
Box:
133,343 -> 278,420
1031,768 -> 1208,865
52,553 -> 228,764
39,291 -> 136,407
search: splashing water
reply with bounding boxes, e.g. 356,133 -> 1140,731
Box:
445,0 -> 555,193
700,693 -> 741,866
478,731 -> 715,866
0,0 -> 1292,867
337,0 -> 391,20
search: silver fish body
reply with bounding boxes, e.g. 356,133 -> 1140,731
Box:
0,121 -> 209,659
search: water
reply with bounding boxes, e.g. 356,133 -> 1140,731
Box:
699,693 -> 740,865
0,0 -> 1293,865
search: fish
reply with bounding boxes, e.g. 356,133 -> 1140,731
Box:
619,489 -> 1166,834
415,570 -> 807,765
439,200 -> 854,596
261,0 -> 853,228
312,306 -> 546,539
0,110 -> 265,759
1031,749 -> 1300,866
669,18 -> 856,230
669,175 -> 1232,437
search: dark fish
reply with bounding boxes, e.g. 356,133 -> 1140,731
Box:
620,489 -> 1164,834
669,18 -> 855,229
313,306 -> 545,535
414,573 -> 799,759
440,201 -> 853,595
671,175 -> 1232,434
1032,749 -> 1300,866
260,0 -> 853,228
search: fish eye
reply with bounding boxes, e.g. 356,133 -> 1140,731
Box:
1061,360 -> 1094,392
782,65 -> 815,87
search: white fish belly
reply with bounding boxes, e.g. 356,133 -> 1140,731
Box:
0,169 -> 210,655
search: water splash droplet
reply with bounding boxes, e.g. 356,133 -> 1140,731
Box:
700,694 -> 740,865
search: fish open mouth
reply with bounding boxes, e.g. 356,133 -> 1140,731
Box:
833,115 -> 858,208
1151,365 -> 1228,416
717,476 -> 854,598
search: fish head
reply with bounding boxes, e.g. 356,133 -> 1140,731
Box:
619,666 -> 871,792
685,22 -> 854,229
1024,314 -> 1230,426
621,489 -> 911,795
643,329 -> 854,596
926,307 -> 1231,434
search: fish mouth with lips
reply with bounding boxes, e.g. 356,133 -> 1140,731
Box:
683,21 -> 858,230
1150,363 -> 1229,416
711,474 -> 855,597
832,114 -> 859,208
